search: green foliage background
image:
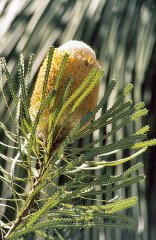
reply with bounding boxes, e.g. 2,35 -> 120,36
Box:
0,0 -> 155,239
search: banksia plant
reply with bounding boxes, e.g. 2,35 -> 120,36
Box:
0,41 -> 156,240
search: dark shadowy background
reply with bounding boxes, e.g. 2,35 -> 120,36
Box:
0,1 -> 155,239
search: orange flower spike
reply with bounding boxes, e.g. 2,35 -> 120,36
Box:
29,40 -> 101,140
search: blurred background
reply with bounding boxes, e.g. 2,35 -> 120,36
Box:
0,0 -> 155,239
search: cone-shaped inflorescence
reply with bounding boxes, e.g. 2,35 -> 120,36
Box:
29,40 -> 101,145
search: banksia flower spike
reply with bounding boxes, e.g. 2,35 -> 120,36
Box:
29,40 -> 101,146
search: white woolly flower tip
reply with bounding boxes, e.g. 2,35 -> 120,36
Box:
58,40 -> 96,60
